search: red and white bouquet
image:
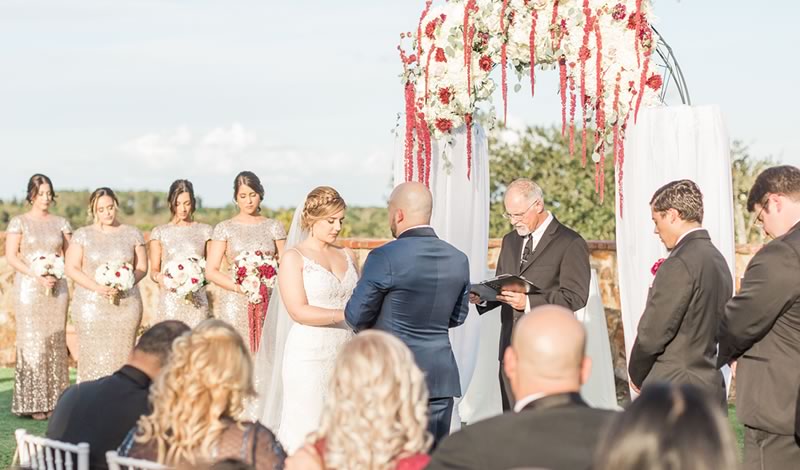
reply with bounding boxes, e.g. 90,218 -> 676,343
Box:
95,261 -> 135,304
232,250 -> 278,351
30,253 -> 65,295
162,256 -> 207,303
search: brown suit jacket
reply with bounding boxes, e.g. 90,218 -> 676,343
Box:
717,220 -> 800,435
477,217 -> 591,359
629,229 -> 731,405
426,392 -> 615,470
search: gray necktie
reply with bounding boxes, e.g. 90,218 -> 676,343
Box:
520,235 -> 533,270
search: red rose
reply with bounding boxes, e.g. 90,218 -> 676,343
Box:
479,55 -> 493,72
438,87 -> 452,105
646,74 -> 663,90
435,118 -> 453,133
255,250 -> 263,256
178,264 -> 184,270
612,4 -> 627,21
191,278 -> 198,284
237,266 -> 248,278
264,266 -> 277,278
435,47 -> 447,63
425,19 -> 438,39
115,272 -> 121,277
407,54 -> 417,64
650,258 -> 666,276
627,12 -> 643,30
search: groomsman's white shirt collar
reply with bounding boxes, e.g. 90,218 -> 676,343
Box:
670,227 -> 705,256
513,392 -> 547,412
397,224 -> 434,237
522,212 -> 554,313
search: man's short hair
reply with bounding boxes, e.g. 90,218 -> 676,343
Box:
649,179 -> 704,223
506,178 -> 544,203
746,165 -> 800,212
134,320 -> 190,365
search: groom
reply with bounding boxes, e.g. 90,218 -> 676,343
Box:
345,182 -> 471,447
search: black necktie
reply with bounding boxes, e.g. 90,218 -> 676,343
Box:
520,235 -> 533,270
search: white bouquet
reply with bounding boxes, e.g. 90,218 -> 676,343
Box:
30,253 -> 65,295
95,261 -> 136,304
162,256 -> 207,303
232,250 -> 278,304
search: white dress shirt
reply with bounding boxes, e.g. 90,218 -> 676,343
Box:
513,392 -> 547,412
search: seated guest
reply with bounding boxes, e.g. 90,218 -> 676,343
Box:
286,331 -> 431,470
628,180 -> 731,407
47,320 -> 190,470
593,383 -> 739,470
426,305 -> 616,470
119,319 -> 286,469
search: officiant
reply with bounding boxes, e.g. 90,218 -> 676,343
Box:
470,178 -> 590,410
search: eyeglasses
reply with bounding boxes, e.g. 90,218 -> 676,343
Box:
750,196 -> 769,231
502,200 -> 540,221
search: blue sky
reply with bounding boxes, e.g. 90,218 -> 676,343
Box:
0,0 -> 797,208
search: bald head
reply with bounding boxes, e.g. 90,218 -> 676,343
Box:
505,305 -> 589,398
388,182 -> 433,236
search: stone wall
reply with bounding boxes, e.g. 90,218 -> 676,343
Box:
0,232 -> 761,368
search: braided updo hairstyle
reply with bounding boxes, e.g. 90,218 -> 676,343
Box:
301,186 -> 346,230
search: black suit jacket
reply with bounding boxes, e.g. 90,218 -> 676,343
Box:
47,366 -> 152,470
628,230 -> 731,404
717,221 -> 800,436
478,217 -> 591,359
345,227 -> 471,398
426,392 -> 615,470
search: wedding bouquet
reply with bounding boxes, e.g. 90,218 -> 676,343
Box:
30,254 -> 65,296
232,250 -> 278,304
232,250 -> 278,352
162,256 -> 207,303
95,261 -> 135,304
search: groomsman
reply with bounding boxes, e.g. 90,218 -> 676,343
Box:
628,180 -> 731,407
717,165 -> 800,469
470,178 -> 590,410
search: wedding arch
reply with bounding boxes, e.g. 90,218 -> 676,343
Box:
397,0 -> 676,206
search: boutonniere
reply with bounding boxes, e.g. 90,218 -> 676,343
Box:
650,257 -> 666,277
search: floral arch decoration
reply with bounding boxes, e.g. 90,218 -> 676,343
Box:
399,0 -> 667,208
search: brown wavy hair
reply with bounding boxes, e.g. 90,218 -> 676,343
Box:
167,179 -> 197,219
134,319 -> 255,466
301,186 -> 346,230
26,174 -> 56,204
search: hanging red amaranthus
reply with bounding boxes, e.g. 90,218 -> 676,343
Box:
593,18 -> 605,198
529,9 -> 538,97
500,0 -> 509,125
550,0 -> 560,46
424,46 -> 435,103
400,42 -> 418,183
578,0 -> 592,166
612,72 -> 622,214
559,57 -> 567,136
634,52 -> 650,123
414,112 -> 433,186
568,63 -> 577,157
465,113 -> 473,180
464,0 -> 478,99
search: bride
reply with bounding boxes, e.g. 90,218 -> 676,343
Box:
255,186 -> 358,453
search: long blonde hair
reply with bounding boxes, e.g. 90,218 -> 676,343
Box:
134,319 -> 255,465
311,331 -> 432,469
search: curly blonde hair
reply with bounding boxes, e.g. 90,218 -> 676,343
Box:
301,186 -> 346,230
134,319 -> 255,466
310,331 -> 432,469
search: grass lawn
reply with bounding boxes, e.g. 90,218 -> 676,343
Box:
0,368 -> 746,467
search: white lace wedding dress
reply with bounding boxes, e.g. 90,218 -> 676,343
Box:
275,250 -> 357,453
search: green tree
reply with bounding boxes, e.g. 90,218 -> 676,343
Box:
488,125 -> 615,239
731,141 -> 773,244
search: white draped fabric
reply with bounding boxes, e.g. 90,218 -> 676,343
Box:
615,105 -> 735,395
393,124 -> 489,430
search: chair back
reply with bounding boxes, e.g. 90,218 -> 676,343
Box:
106,450 -> 168,470
14,429 -> 90,470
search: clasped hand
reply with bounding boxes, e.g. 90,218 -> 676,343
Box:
496,290 -> 527,311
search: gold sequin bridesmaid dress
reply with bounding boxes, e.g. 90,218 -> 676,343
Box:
211,218 -> 286,344
149,223 -> 213,327
70,225 -> 144,382
7,215 -> 71,415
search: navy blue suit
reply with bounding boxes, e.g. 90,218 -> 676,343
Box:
345,226 -> 470,445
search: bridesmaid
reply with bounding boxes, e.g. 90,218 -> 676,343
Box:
5,174 -> 71,419
206,171 -> 287,350
65,188 -> 147,382
148,179 -> 212,327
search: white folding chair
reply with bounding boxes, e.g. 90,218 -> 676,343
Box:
14,429 -> 90,470
105,451 -> 168,470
